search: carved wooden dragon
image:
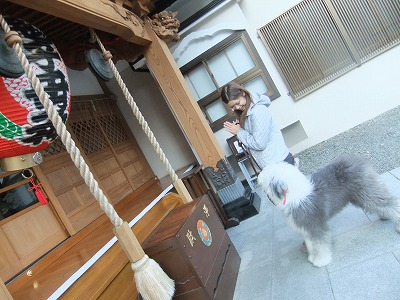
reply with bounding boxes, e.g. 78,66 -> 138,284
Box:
149,11 -> 180,43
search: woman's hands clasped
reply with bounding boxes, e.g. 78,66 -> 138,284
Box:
224,120 -> 241,135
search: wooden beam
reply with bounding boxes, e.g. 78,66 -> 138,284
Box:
143,20 -> 225,170
8,0 -> 151,46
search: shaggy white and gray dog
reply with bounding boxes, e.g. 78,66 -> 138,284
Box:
257,155 -> 400,267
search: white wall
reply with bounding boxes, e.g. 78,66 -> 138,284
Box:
237,0 -> 400,154
67,68 -> 103,95
171,0 -> 400,157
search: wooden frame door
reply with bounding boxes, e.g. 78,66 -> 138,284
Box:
0,170 -> 68,282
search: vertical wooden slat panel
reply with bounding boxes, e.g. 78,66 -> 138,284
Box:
259,0 -> 354,97
330,0 -> 400,61
256,0 -> 400,99
39,95 -> 154,233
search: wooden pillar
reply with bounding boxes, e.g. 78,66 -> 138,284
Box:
142,23 -> 253,227
143,20 -> 225,170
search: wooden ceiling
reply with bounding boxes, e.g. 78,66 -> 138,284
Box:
0,0 -> 178,70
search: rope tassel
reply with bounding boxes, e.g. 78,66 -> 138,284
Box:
28,177 -> 48,205
133,256 -> 175,300
114,222 -> 174,300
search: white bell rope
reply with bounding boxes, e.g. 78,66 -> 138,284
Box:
89,28 -> 179,183
0,15 -> 174,300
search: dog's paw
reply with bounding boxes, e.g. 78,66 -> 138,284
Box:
308,253 -> 332,267
300,241 -> 308,254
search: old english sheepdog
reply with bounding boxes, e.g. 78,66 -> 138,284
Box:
257,155 -> 400,267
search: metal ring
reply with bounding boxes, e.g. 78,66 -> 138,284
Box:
21,168 -> 33,179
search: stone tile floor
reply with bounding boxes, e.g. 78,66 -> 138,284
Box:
229,167 -> 400,300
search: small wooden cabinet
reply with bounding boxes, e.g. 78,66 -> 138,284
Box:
142,195 -> 241,299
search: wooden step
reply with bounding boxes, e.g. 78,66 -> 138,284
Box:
7,179 -> 183,300
60,192 -> 183,300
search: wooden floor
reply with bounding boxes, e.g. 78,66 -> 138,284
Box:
5,179 -> 181,299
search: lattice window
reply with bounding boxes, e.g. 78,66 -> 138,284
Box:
70,119 -> 107,154
45,97 -> 129,155
97,115 -> 128,145
42,137 -> 66,157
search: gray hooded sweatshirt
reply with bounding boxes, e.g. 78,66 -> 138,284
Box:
236,93 -> 289,169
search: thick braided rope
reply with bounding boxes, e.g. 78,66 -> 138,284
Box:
89,28 -> 179,182
0,15 -> 123,228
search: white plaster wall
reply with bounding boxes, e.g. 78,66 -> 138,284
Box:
171,0 -> 400,157
67,68 -> 103,96
238,0 -> 400,154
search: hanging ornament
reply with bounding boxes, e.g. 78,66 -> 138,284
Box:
85,48 -> 113,82
22,168 -> 48,205
0,29 -> 24,78
28,177 -> 48,205
0,16 -> 71,171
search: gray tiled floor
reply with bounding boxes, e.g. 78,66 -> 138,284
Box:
228,167 -> 400,300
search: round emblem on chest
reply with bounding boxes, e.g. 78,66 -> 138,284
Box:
197,219 -> 212,246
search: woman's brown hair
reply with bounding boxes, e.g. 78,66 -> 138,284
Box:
221,81 -> 252,127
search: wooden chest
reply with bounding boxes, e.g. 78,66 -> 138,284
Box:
142,195 -> 241,299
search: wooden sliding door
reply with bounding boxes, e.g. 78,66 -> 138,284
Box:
39,96 -> 154,233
